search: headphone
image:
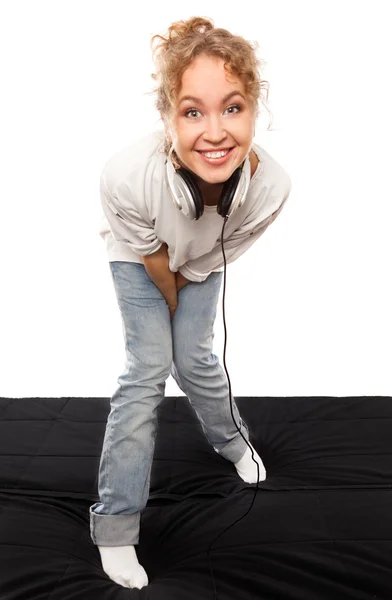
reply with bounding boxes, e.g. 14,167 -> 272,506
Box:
164,152 -> 261,600
164,152 -> 251,220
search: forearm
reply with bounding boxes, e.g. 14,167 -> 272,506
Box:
142,245 -> 178,307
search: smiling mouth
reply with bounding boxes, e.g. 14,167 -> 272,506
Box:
196,147 -> 235,164
197,147 -> 234,155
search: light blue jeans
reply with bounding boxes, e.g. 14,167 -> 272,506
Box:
89,260 -> 250,546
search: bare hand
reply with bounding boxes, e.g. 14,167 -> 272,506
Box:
168,303 -> 178,322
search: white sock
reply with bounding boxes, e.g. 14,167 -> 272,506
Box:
97,545 -> 149,589
234,442 -> 266,483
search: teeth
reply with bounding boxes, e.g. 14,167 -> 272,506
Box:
201,149 -> 230,159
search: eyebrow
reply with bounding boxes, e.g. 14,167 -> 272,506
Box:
178,91 -> 246,106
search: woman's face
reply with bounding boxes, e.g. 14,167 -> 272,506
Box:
163,54 -> 256,191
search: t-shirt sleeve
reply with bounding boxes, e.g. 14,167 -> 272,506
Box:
100,175 -> 162,257
178,174 -> 292,282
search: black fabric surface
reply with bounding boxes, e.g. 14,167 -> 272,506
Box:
0,395 -> 391,600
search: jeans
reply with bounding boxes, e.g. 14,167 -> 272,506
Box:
89,260 -> 250,547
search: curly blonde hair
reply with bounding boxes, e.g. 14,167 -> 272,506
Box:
148,16 -> 272,169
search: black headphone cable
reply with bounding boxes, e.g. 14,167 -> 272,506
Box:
205,215 -> 261,600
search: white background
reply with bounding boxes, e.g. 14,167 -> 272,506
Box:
1,1 -> 391,398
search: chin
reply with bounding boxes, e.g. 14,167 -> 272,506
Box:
194,157 -> 236,180
192,171 -> 229,186
194,165 -> 240,186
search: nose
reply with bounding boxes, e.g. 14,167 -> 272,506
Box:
203,114 -> 228,145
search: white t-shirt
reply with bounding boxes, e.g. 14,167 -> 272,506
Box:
98,129 -> 292,282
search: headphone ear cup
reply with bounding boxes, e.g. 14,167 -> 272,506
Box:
176,167 -> 204,220
218,166 -> 242,217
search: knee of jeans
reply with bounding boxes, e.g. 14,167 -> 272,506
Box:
173,354 -> 209,380
127,344 -> 172,384
150,350 -> 173,381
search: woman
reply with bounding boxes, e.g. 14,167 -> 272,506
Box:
90,16 -> 292,590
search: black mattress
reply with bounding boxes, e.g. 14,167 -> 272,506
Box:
0,395 -> 391,600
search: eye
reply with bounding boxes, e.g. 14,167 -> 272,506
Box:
185,108 -> 201,118
226,104 -> 241,114
184,105 -> 242,118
